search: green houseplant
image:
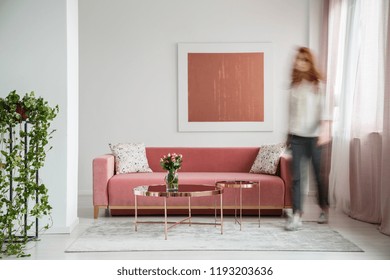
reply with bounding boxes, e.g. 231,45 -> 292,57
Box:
0,90 -> 59,257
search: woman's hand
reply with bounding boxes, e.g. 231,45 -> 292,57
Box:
317,121 -> 332,146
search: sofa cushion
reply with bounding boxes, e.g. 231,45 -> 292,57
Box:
108,172 -> 285,207
249,143 -> 286,175
109,143 -> 152,174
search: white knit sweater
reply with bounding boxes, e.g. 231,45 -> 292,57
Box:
288,81 -> 330,137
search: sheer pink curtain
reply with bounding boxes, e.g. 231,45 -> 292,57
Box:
348,1 -> 385,224
326,0 -> 352,214
380,3 -> 390,235
325,0 -> 390,236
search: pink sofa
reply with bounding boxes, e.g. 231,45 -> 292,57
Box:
93,147 -> 292,219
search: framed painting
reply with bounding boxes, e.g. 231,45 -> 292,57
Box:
178,42 -> 273,132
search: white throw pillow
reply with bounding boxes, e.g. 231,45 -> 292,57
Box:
109,143 -> 152,174
249,143 -> 286,175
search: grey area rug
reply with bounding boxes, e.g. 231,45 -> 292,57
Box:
66,218 -> 363,253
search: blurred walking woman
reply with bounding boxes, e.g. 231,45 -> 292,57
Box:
286,47 -> 331,231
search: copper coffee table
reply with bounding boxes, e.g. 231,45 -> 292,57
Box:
216,180 -> 260,230
133,184 -> 224,240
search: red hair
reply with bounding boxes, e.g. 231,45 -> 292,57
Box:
291,47 -> 323,87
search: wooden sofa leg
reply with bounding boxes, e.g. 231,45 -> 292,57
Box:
94,206 -> 100,219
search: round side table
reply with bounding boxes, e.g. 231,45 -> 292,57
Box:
216,180 -> 260,230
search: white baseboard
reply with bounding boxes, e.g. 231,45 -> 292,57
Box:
43,217 -> 80,234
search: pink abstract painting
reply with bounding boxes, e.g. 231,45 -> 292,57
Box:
187,52 -> 264,122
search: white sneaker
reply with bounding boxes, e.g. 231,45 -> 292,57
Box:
285,213 -> 302,231
284,208 -> 293,219
318,212 -> 328,224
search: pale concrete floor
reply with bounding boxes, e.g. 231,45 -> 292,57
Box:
3,194 -> 390,260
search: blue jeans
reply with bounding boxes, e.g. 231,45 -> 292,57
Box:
290,135 -> 329,213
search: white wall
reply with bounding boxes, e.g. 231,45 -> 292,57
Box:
78,0 -> 313,194
66,0 -> 79,231
0,0 -> 323,231
0,0 -> 79,233
0,0 -> 323,227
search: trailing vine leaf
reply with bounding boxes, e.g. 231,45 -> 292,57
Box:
0,90 -> 58,258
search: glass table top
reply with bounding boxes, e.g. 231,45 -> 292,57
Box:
133,184 -> 223,197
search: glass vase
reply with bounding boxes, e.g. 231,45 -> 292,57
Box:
165,170 -> 179,192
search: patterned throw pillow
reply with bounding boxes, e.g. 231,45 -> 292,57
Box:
249,143 -> 287,175
109,143 -> 152,174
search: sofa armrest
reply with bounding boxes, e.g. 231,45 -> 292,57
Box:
279,152 -> 292,208
93,154 -> 115,209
